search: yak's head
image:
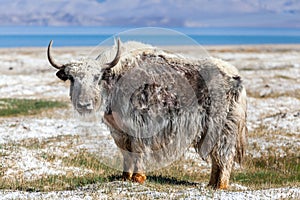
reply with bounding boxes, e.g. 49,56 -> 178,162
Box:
47,39 -> 121,115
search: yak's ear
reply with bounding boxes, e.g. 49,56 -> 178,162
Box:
56,69 -> 69,81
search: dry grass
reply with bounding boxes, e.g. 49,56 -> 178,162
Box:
232,154 -> 300,190
207,46 -> 300,54
241,65 -> 294,71
1,127 -> 299,192
238,126 -> 300,189
247,89 -> 300,99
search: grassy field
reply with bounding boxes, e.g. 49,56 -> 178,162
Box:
0,98 -> 67,117
1,145 -> 299,192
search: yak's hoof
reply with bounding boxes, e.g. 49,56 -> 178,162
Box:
218,182 -> 229,190
122,172 -> 132,181
207,182 -> 229,190
132,173 -> 146,184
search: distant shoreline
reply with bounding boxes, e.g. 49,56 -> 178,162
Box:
1,43 -> 300,50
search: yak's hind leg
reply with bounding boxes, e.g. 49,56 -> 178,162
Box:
194,127 -> 236,189
206,108 -> 239,189
208,88 -> 247,189
209,87 -> 247,189
208,148 -> 235,189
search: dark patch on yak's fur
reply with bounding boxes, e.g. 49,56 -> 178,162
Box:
56,69 -> 69,81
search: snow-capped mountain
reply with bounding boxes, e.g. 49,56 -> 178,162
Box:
0,0 -> 299,27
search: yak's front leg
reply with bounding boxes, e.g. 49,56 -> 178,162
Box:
122,149 -> 146,183
131,153 -> 147,183
122,151 -> 135,181
104,114 -> 134,180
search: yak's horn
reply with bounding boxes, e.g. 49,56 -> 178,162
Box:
105,38 -> 121,69
47,40 -> 64,69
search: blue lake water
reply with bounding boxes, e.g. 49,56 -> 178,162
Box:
1,26 -> 300,47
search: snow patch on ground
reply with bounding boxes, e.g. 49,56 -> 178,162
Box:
0,182 -> 299,200
2,147 -> 93,180
0,74 -> 68,99
0,118 -> 76,144
247,96 -> 300,133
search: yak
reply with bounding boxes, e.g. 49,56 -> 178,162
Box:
47,38 -> 247,189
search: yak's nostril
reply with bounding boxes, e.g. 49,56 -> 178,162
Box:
86,103 -> 93,110
78,101 -> 94,110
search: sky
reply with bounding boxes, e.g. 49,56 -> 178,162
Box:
0,0 -> 299,28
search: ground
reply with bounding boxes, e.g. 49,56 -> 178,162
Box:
0,45 -> 299,199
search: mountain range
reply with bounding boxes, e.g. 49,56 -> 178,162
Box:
0,0 -> 299,27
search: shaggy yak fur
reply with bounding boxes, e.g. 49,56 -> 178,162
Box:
48,39 -> 247,189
